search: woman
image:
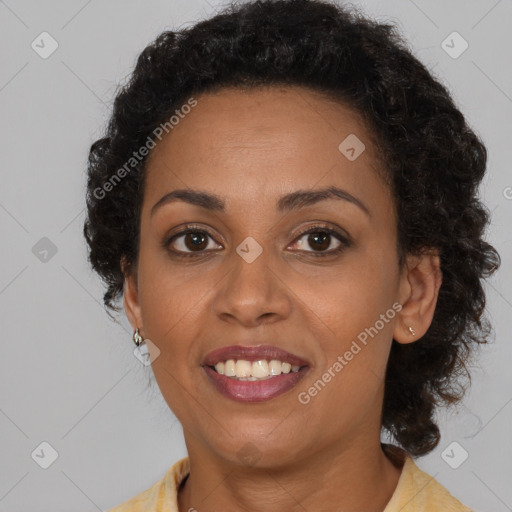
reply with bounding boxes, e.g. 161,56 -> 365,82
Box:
83,0 -> 500,510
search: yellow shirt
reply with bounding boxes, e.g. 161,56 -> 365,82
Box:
107,453 -> 474,512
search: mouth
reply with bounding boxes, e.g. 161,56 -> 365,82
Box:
204,360 -> 308,379
201,344 -> 310,402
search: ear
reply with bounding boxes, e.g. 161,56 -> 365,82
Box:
393,249 -> 442,344
121,256 -> 143,333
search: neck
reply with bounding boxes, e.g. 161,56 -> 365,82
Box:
177,438 -> 405,512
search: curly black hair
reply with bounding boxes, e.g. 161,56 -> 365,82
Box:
83,0 -> 500,457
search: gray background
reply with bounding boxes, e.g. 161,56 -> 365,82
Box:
0,0 -> 511,511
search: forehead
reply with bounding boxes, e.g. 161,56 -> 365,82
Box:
142,85 -> 390,216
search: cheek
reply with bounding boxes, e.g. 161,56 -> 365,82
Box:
297,248 -> 397,335
294,244 -> 398,381
136,251 -> 207,364
299,266 -> 396,418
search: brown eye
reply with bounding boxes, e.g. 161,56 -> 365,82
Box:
290,226 -> 350,256
305,231 -> 331,251
167,229 -> 221,256
164,224 -> 350,259
183,231 -> 208,251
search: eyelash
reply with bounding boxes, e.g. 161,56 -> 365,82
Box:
163,223 -> 351,259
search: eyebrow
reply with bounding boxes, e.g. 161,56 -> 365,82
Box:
150,185 -> 370,217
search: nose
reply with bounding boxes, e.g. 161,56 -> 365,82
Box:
212,243 -> 293,327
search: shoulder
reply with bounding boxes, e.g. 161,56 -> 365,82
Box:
384,453 -> 475,512
106,456 -> 190,512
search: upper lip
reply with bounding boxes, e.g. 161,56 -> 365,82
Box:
202,344 -> 310,367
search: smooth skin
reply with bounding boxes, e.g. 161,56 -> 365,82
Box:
123,86 -> 442,512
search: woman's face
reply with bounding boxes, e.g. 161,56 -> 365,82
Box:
124,86 -> 413,466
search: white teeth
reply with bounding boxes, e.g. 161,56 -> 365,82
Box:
269,360 -> 282,375
224,359 -> 236,376
235,360 -> 252,378
213,359 -> 304,380
251,360 -> 269,378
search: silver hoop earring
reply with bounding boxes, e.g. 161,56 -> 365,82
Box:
408,326 -> 416,336
133,328 -> 145,347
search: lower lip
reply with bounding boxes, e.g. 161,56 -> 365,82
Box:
202,365 -> 309,403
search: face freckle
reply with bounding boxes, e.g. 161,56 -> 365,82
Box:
125,85 -> 403,467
